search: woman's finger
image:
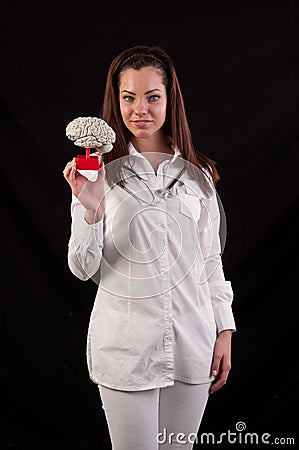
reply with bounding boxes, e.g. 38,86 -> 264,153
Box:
95,162 -> 106,183
63,165 -> 72,180
70,165 -> 77,184
63,158 -> 77,183
209,369 -> 229,394
210,352 -> 221,378
63,159 -> 76,175
209,378 -> 225,394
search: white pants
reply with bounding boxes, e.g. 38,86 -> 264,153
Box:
98,380 -> 211,450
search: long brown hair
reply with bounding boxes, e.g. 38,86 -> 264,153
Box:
100,45 -> 220,188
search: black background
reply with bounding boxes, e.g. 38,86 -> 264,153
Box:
1,0 -> 298,449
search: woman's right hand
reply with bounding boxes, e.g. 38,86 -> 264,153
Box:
63,157 -> 106,223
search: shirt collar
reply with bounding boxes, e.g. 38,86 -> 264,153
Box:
126,141 -> 211,199
126,140 -> 182,182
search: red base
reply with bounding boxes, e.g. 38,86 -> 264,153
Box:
76,154 -> 101,170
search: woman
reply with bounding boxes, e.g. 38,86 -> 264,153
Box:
63,45 -> 236,450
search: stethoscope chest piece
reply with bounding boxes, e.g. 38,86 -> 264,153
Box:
155,188 -> 174,199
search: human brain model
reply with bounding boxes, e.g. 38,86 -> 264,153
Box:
66,116 -> 116,169
66,116 -> 116,150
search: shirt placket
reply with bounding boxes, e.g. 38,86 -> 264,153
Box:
152,168 -> 175,384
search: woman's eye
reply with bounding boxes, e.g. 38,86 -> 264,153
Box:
149,95 -> 160,102
123,95 -> 134,102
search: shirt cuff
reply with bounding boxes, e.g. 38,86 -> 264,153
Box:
71,200 -> 103,247
209,280 -> 236,334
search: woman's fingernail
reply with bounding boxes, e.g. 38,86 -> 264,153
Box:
212,370 -> 217,376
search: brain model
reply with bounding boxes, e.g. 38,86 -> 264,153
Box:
66,116 -> 116,152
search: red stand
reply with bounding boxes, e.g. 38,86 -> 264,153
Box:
75,148 -> 101,170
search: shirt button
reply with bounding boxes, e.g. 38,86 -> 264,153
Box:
166,336 -> 172,340
160,223 -> 166,229
165,292 -> 170,297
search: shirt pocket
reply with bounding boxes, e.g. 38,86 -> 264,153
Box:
177,178 -> 205,222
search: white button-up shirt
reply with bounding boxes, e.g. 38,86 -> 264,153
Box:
67,142 -> 236,391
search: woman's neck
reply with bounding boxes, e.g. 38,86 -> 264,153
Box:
131,135 -> 173,155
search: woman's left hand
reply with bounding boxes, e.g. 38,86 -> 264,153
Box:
209,329 -> 233,394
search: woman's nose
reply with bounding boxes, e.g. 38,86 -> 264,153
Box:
134,99 -> 148,115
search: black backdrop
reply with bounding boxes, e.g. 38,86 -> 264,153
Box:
1,1 -> 298,449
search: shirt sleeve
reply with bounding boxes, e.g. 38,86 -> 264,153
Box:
199,188 -> 236,334
67,194 -> 104,281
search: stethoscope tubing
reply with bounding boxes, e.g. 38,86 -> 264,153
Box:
120,163 -> 186,205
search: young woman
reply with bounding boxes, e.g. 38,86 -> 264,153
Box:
63,45 -> 236,450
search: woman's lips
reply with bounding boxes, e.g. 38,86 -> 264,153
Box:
132,120 -> 152,128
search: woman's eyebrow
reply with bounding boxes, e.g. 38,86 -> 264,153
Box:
121,89 -> 162,95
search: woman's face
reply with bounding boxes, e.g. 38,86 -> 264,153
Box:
119,66 -> 167,140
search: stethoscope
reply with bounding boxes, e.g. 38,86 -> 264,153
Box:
119,162 -> 187,206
